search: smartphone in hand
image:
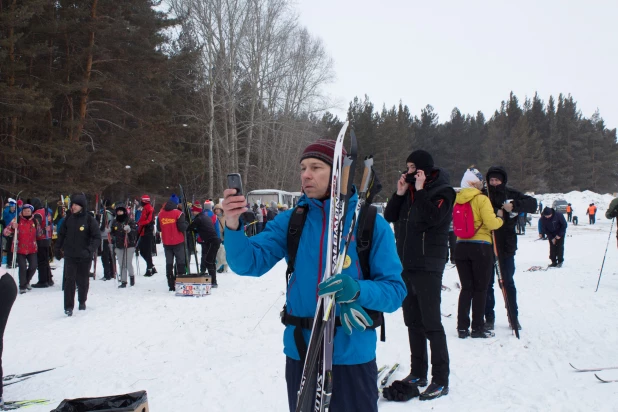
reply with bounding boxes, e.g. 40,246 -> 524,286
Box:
227,173 -> 243,196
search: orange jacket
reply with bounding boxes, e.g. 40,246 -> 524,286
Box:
587,205 -> 597,215
566,205 -> 572,213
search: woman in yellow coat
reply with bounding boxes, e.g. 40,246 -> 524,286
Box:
454,168 -> 504,339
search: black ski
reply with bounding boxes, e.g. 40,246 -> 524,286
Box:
3,377 -> 31,387
595,374 -> 618,383
3,368 -> 55,382
491,231 -> 520,339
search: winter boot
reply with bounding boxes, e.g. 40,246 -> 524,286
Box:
130,276 -> 135,286
211,273 -> 218,288
79,303 -> 86,310
151,266 -> 157,275
217,265 -> 224,273
471,329 -> 495,338
419,382 -> 449,401
457,329 -> 470,339
31,282 -> 50,288
19,288 -> 27,294
166,264 -> 176,291
401,372 -> 428,387
65,309 -> 73,317
118,282 -> 127,288
26,283 -> 32,290
485,319 -> 495,331
144,268 -> 153,277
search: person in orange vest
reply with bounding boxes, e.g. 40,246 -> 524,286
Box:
586,203 -> 597,224
156,194 -> 188,291
566,203 -> 573,223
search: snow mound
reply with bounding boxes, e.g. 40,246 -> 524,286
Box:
535,190 -> 615,218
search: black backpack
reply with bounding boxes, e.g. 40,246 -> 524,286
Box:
281,202 -> 384,360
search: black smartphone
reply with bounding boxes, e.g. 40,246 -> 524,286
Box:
227,173 -> 243,196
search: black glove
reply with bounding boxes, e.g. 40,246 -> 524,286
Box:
54,249 -> 63,261
383,380 -> 420,402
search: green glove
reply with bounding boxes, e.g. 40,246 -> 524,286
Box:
339,302 -> 373,335
318,274 -> 360,303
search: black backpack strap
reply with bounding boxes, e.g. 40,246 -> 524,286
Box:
355,204 -> 386,341
286,205 -> 308,287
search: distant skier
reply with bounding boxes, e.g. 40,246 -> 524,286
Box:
110,203 -> 138,288
99,199 -> 116,281
566,203 -> 573,222
54,194 -> 101,316
3,204 -> 39,293
157,195 -> 188,291
539,207 -> 567,267
137,195 -> 157,277
484,166 -> 537,331
222,139 -> 406,411
2,199 -> 17,268
189,204 -> 221,287
586,203 -> 597,224
30,198 -> 54,288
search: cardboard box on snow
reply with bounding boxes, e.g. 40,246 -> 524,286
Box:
175,275 -> 212,297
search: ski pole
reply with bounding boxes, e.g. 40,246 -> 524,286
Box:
595,218 -> 615,292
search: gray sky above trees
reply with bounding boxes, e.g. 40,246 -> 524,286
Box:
297,0 -> 618,130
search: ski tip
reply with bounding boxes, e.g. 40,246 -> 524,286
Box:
595,374 -> 608,383
569,363 -> 577,370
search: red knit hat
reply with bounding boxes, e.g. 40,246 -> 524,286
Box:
300,139 -> 346,165
17,199 -> 23,207
191,205 -> 202,213
141,194 -> 151,203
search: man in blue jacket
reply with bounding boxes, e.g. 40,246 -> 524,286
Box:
222,139 -> 406,412
2,199 -> 17,267
539,207 -> 567,267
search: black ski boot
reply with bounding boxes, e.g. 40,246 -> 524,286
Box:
31,282 -> 50,288
130,276 -> 135,286
78,303 -> 86,310
419,382 -> 449,401
118,282 -> 127,288
211,273 -> 218,288
65,309 -> 73,317
401,372 -> 428,387
144,268 -> 153,277
458,329 -> 470,339
151,267 -> 157,275
485,319 -> 495,331
471,329 -> 495,338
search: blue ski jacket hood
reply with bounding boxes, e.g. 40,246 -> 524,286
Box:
225,190 -> 406,365
3,205 -> 17,226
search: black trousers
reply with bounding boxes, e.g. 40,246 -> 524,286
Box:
285,357 -> 378,412
0,274 -> 18,398
455,242 -> 494,330
589,214 -> 596,224
402,270 -> 450,386
164,243 -> 186,289
199,240 -> 221,277
549,237 -> 565,264
567,212 -> 572,222
63,257 -> 91,310
36,240 -> 51,284
17,253 -> 38,289
485,254 -> 518,321
100,238 -> 115,278
140,233 -> 155,269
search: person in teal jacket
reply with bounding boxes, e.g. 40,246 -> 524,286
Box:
222,139 -> 406,412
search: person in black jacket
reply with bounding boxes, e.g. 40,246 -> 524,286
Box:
539,207 -> 567,267
110,203 -> 138,288
54,194 -> 101,316
0,270 -> 17,407
484,166 -> 537,331
189,205 -> 221,287
384,150 -> 455,401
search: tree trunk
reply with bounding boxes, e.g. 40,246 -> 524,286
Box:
74,0 -> 98,142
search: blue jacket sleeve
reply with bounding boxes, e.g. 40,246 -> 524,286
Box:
356,214 -> 406,313
214,216 -> 221,238
224,212 -> 289,277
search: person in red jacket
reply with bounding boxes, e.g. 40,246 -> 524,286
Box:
137,194 -> 157,277
157,194 -> 188,291
3,205 -> 38,294
31,198 -> 54,288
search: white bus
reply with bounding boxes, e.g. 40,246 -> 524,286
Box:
247,189 -> 300,208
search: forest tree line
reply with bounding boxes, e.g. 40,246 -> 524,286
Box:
1,0 -> 616,204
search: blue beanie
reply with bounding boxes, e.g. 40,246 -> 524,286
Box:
169,194 -> 180,206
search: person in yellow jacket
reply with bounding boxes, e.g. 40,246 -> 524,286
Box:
453,168 -> 504,339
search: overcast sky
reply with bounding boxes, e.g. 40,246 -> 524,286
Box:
296,0 -> 618,130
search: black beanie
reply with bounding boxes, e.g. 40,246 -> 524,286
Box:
71,194 -> 87,208
542,207 -> 553,216
406,150 -> 434,172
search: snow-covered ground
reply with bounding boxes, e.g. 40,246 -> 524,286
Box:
3,192 -> 618,411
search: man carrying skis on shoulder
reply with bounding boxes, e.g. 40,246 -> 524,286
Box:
539,207 -> 567,267
384,150 -> 455,401
484,166 -> 537,331
222,139 -> 406,412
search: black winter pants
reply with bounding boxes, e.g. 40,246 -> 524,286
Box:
455,242 -> 494,330
549,237 -> 565,264
199,240 -> 221,277
485,254 -> 518,321
17,253 -> 37,289
402,270 -> 450,386
36,240 -> 51,284
589,214 -> 596,224
0,274 -> 18,398
140,233 -> 155,270
567,212 -> 572,222
101,238 -> 115,278
285,357 -> 378,412
164,243 -> 186,289
63,257 -> 91,310
447,231 -> 456,264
